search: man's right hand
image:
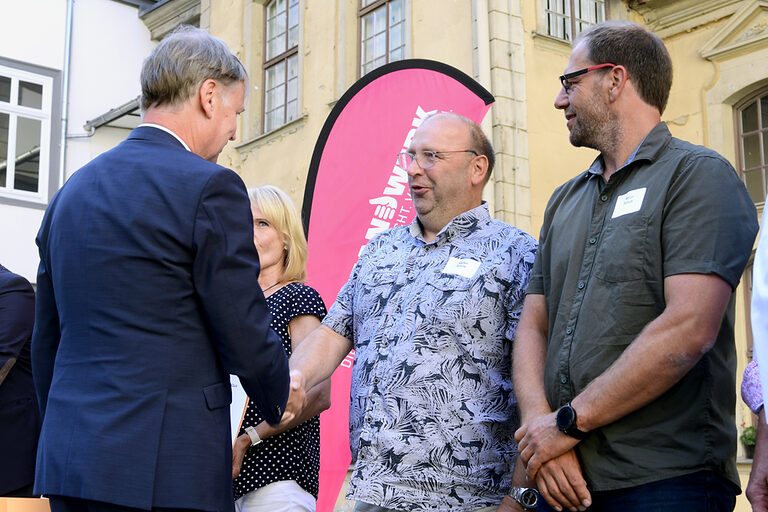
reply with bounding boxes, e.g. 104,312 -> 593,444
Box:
535,450 -> 591,512
282,369 -> 307,423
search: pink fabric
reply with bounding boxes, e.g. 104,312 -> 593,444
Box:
304,63 -> 493,512
742,360 -> 763,414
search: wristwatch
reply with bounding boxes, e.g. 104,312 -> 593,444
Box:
245,426 -> 263,447
508,486 -> 539,510
556,402 -> 589,439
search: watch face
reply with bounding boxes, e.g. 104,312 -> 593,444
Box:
557,404 -> 575,430
520,489 -> 538,508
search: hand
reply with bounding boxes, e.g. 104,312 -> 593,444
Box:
232,433 -> 250,479
496,494 -> 525,512
516,412 -> 579,480
747,410 -> 768,512
535,450 -> 591,512
282,369 -> 307,423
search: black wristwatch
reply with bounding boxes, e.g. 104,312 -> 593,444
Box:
508,486 -> 539,510
556,402 -> 589,439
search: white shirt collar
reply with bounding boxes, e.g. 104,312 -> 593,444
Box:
138,123 -> 191,152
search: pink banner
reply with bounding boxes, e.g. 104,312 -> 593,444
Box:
302,59 -> 494,512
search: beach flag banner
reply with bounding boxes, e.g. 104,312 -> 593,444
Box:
302,59 -> 494,511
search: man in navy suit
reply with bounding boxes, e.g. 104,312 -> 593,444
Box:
0,264 -> 40,497
32,26 -> 291,512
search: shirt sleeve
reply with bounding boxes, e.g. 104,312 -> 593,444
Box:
661,153 -> 758,289
322,235 -> 383,342
742,360 -> 764,414
752,204 -> 768,413
505,231 -> 538,341
289,284 -> 328,322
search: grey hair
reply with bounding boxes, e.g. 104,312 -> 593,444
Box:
140,25 -> 247,111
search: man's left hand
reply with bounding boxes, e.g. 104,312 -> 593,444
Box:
516,411 -> 580,480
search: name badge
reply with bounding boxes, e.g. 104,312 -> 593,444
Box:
612,187 -> 646,219
442,257 -> 481,279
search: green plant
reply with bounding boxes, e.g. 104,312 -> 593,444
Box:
741,423 -> 757,447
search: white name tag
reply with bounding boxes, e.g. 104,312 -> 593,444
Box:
612,187 -> 647,219
442,257 -> 481,279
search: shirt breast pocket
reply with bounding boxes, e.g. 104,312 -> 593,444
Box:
593,214 -> 650,282
422,272 -> 474,326
357,269 -> 400,316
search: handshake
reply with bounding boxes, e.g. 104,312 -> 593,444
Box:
281,369 -> 309,424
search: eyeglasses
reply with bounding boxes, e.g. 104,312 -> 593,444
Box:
559,63 -> 616,93
397,149 -> 478,170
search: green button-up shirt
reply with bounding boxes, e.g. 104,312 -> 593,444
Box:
528,123 -> 758,491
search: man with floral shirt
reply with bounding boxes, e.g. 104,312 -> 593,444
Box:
288,112 -> 537,512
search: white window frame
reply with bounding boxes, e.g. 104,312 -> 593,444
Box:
358,0 -> 406,77
263,0 -> 300,133
0,63 -> 53,203
542,0 -> 606,42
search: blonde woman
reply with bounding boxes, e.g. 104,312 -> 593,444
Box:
232,185 -> 330,512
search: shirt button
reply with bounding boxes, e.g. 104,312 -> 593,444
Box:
601,195 -> 608,202
578,281 -> 585,290
589,237 -> 597,244
560,376 -> 568,384
373,377 -> 379,385
566,327 -> 573,335
366,416 -> 372,424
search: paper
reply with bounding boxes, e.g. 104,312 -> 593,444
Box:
230,375 -> 249,445
612,187 -> 646,219
441,257 -> 481,278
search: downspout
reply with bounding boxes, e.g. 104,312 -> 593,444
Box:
59,0 -> 74,188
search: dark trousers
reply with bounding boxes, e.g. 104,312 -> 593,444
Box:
48,496 -> 209,512
536,471 -> 737,512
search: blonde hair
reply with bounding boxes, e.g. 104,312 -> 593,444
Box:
247,185 -> 308,283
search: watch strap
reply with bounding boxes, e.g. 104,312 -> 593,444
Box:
245,426 -> 262,447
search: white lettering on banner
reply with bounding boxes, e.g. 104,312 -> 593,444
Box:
340,350 -> 356,369
358,105 -> 438,256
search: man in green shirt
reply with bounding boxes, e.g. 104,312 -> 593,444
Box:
513,20 -> 758,512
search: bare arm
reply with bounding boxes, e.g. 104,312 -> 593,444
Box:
513,294 -> 551,423
518,273 -> 732,477
283,324 -> 353,423
514,294 -> 591,511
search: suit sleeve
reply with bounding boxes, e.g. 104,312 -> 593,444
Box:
0,272 -> 35,384
30,246 -> 61,416
192,169 -> 289,425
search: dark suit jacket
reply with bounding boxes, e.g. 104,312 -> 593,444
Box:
0,264 -> 40,495
32,126 -> 290,511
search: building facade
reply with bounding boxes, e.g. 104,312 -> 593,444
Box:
3,0 -> 767,510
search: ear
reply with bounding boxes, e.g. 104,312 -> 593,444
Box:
470,154 -> 489,186
198,78 -> 218,119
607,65 -> 629,103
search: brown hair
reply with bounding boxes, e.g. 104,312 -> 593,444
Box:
577,20 -> 673,114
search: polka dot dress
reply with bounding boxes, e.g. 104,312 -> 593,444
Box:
233,282 -> 327,500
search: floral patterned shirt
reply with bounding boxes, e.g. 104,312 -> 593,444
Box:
742,360 -> 763,414
323,203 -> 537,512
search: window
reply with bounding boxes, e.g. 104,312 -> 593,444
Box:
0,63 -> 53,202
263,0 -> 299,133
545,0 -> 605,41
736,91 -> 768,204
359,0 -> 405,76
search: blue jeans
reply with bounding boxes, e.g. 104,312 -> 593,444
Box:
536,471 -> 737,512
